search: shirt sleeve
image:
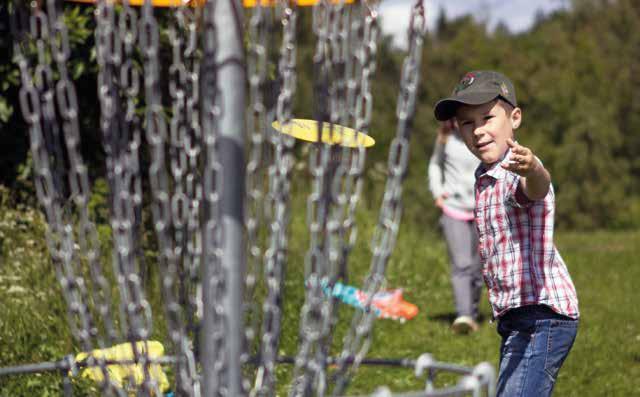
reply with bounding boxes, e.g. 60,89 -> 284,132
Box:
427,140 -> 445,199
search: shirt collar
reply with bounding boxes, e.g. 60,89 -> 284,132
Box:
475,148 -> 513,180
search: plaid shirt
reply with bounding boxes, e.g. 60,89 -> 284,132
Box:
474,154 -> 579,319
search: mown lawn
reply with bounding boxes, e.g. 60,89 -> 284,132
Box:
339,227 -> 640,396
1,199 -> 638,396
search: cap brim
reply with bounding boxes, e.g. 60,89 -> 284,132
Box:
433,91 -> 501,121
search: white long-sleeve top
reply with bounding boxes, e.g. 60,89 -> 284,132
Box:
428,131 -> 479,213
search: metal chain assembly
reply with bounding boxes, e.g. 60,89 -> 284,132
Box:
13,1 -> 126,395
252,1 -> 298,395
166,2 -> 203,395
7,1 -> 497,397
199,1 -> 229,395
289,2 -> 381,396
290,1 -> 352,395
331,1 -> 426,394
95,1 -> 159,395
245,2 -> 271,394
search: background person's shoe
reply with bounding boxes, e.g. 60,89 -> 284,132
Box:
451,315 -> 479,334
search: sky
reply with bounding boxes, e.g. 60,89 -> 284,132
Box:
378,0 -> 571,48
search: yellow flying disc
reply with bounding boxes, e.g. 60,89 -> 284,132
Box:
66,0 -> 354,7
272,119 -> 375,148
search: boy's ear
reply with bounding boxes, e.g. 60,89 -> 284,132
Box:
510,107 -> 522,129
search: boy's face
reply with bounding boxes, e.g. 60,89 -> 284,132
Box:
455,100 -> 522,165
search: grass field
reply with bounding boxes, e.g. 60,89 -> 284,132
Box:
1,198 -> 639,396
340,227 -> 640,396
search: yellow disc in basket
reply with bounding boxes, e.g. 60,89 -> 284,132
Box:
272,119 -> 375,148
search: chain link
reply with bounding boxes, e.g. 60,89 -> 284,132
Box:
12,2 -> 430,396
199,1 -> 228,394
291,0 -> 335,391
326,4 -> 379,394
165,3 -> 203,395
244,2 -> 271,392
50,0 -> 120,351
251,1 -> 298,395
95,1 -> 161,395
13,1 -> 125,395
290,1 -> 357,395
331,2 -> 426,394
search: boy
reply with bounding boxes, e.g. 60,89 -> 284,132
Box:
433,71 -> 579,397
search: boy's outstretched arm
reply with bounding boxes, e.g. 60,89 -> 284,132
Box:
501,139 -> 551,200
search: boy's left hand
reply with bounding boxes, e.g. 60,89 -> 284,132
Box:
501,139 -> 538,177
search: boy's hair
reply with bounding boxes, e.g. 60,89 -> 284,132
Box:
434,71 -> 517,121
496,98 -> 515,113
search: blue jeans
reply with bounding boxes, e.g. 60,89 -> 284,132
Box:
496,305 -> 578,397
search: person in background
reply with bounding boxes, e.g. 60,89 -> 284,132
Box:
428,119 -> 482,334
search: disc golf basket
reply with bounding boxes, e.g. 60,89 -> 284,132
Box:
2,0 -> 495,396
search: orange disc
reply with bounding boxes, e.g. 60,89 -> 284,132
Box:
66,0 -> 354,7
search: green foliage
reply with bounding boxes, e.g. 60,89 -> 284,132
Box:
88,178 -> 110,226
0,96 -> 13,123
0,201 -> 76,395
2,2 -> 638,228
414,2 -> 640,229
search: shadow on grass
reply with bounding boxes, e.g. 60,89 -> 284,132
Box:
429,312 -> 489,324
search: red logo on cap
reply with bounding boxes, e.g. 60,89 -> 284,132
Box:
455,72 -> 475,93
461,72 -> 475,85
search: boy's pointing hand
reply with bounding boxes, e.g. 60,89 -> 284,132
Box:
502,139 -> 538,177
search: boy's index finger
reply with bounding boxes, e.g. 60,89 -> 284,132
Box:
508,139 -> 525,154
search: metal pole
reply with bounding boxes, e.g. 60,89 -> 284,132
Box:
0,361 -> 66,377
201,0 -> 246,395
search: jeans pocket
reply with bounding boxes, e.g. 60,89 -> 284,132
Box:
543,320 -> 578,380
501,328 -> 534,362
508,330 -> 530,349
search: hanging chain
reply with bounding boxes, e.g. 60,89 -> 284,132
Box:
252,0 -> 298,395
50,0 -> 121,355
289,0 -> 334,392
179,3 -> 203,394
26,1 -> 94,356
163,2 -> 203,395
336,0 -> 378,260
244,0 -> 271,384
332,1 -> 426,394
289,1 -> 347,395
326,4 -> 379,395
13,1 -> 124,395
318,3 -> 357,392
11,2 -> 434,396
200,1 -> 227,394
95,1 -> 160,395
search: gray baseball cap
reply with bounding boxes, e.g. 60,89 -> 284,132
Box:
433,71 -> 517,121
